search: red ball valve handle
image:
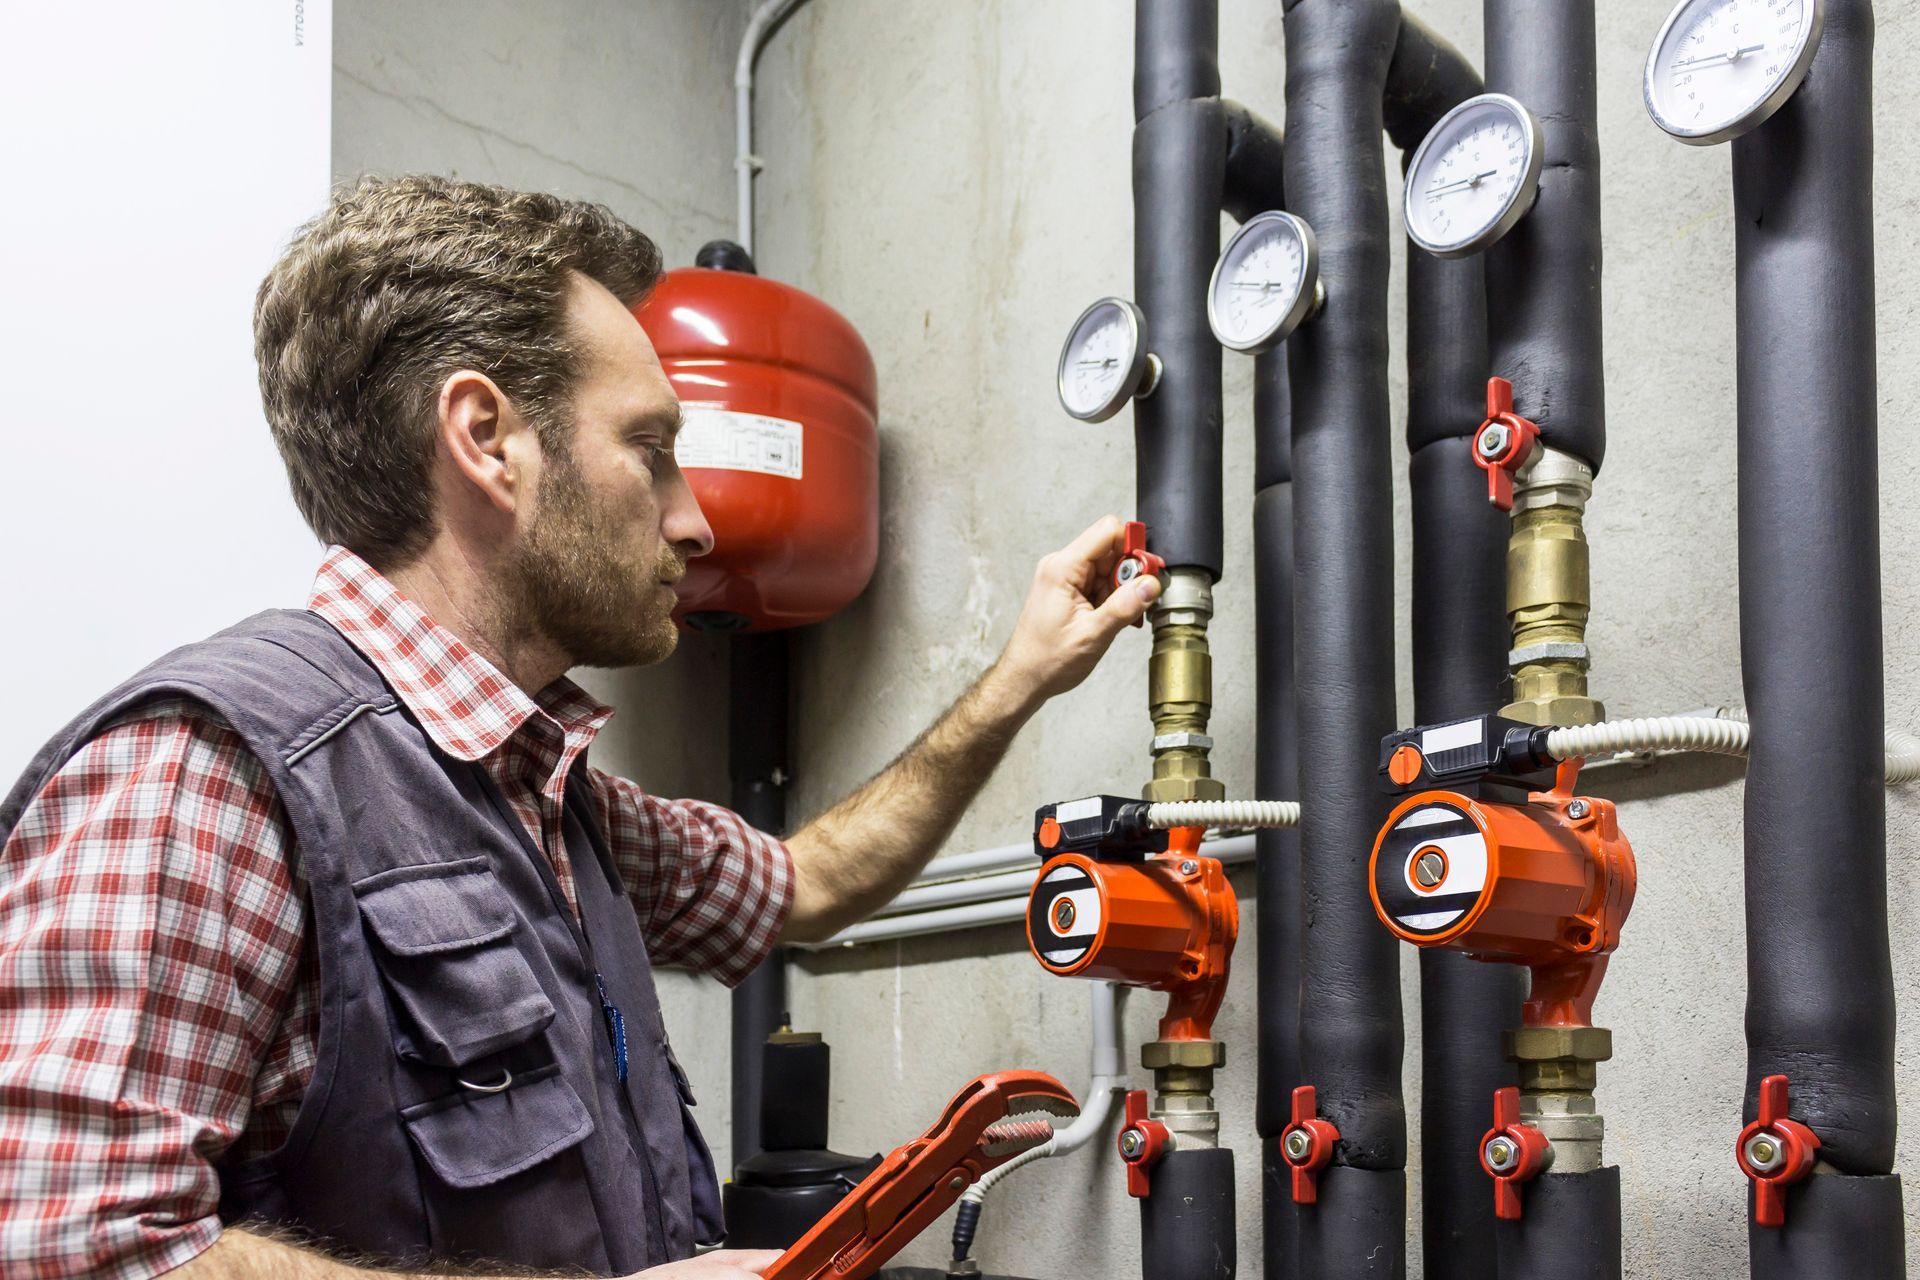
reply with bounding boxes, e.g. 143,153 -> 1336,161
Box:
1480,1086 -> 1553,1221
1736,1073 -> 1821,1228
1473,377 -> 1542,512
1117,1088 -> 1169,1199
1113,520 -> 1166,593
1279,1085 -> 1340,1205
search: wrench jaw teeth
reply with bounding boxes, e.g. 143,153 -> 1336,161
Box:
979,1118 -> 1059,1158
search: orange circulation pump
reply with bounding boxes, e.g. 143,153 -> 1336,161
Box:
1026,796 -> 1237,1042
1368,715 -> 1637,1027
633,260 -> 879,633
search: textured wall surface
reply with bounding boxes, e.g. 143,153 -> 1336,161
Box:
335,2 -> 1919,1275
331,0 -> 751,1151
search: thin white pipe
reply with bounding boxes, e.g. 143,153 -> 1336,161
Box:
1543,710 -> 1920,782
875,867 -> 1038,918
1145,798 -> 1300,829
912,841 -> 1034,887
735,0 -> 811,254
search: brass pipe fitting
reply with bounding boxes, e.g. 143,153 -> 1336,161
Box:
1146,569 -> 1225,803
1501,446 -> 1606,727
1143,1038 -> 1225,1150
1503,1025 -> 1611,1173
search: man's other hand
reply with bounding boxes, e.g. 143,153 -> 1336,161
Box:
632,1249 -> 781,1278
994,515 -> 1162,707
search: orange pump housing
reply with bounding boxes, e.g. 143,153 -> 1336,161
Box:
634,267 -> 879,632
1368,768 -> 1636,1027
1027,830 -> 1237,1041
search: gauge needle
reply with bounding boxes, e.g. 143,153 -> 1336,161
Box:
1231,281 -> 1285,291
1672,42 -> 1765,70
1075,357 -> 1117,368
1427,169 -> 1499,199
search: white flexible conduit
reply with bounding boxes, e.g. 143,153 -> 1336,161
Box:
1540,710 -> 1920,783
735,0 -> 813,253
1145,799 -> 1302,829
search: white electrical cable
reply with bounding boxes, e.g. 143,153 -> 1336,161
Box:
735,0 -> 813,253
1541,711 -> 1920,783
1144,799 -> 1301,829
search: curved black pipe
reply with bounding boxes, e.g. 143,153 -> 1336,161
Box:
1254,347 -> 1301,1280
1483,0 -> 1606,473
1495,1169 -> 1622,1280
1733,1 -> 1902,1269
1141,1148 -> 1236,1280
1133,0 -> 1226,577
1281,1 -> 1406,1274
1223,101 -> 1287,224
1383,13 -> 1484,156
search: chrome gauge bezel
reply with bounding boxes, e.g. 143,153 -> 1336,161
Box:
1206,210 -> 1324,355
1056,297 -> 1155,423
1643,0 -> 1825,146
1403,92 -> 1545,260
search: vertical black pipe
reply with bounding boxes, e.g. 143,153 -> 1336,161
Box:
1141,1148 -> 1238,1280
1253,343 -> 1301,1280
1482,0 -> 1606,472
1133,0 -> 1226,576
1733,2 -> 1902,1273
1281,2 -> 1406,1275
1480,4 -> 1618,1272
729,629 -> 791,1170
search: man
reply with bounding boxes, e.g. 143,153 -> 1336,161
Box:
0,176 -> 1160,1280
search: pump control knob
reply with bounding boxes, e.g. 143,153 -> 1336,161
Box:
1113,520 -> 1166,593
1473,377 -> 1541,512
1736,1073 -> 1821,1228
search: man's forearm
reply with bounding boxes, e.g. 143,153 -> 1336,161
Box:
175,1228 -> 450,1278
780,662 -> 1038,941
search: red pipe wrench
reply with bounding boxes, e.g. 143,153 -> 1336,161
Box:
759,1070 -> 1079,1280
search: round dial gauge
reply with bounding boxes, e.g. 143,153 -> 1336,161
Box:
1404,93 -> 1544,259
1057,297 -> 1158,423
1207,211 -> 1324,355
1644,0 -> 1823,145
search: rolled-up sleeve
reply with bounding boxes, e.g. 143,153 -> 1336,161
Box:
587,770 -> 794,987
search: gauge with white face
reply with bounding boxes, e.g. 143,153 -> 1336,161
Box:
1644,0 -> 1823,145
1404,93 -> 1544,259
1207,211 -> 1324,355
1057,297 -> 1158,423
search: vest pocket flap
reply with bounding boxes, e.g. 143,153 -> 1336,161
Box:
354,858 -> 516,955
402,1066 -> 595,1190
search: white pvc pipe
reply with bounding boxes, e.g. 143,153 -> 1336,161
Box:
875,867 -> 1038,919
911,840 -> 1034,887
735,0 -> 812,254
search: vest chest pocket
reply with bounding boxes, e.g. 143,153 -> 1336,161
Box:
354,858 -> 557,1068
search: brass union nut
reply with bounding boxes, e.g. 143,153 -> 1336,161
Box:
1500,694 -> 1607,727
1141,1040 -> 1226,1070
1504,1026 -> 1613,1063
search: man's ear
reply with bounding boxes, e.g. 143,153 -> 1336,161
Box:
436,369 -> 535,514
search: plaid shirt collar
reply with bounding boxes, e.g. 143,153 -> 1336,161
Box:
307,546 -> 613,763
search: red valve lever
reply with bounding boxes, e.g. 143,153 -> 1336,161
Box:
1736,1073 -> 1821,1228
1480,1086 -> 1553,1221
1280,1085 -> 1340,1205
1117,1088 -> 1169,1199
1113,520 -> 1166,593
1473,377 -> 1541,512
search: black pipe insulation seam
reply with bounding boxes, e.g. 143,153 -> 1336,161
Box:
1281,0 -> 1408,1274
1734,0 -> 1903,1270
1132,0 -> 1226,578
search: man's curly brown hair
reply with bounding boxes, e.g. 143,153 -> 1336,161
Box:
254,175 -> 663,568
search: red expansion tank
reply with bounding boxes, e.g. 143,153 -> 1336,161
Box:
634,267 -> 879,632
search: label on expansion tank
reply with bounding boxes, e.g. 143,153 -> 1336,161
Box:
676,405 -> 804,479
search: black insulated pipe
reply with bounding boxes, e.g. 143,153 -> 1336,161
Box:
1281,1 -> 1406,1275
1495,1168 -> 1622,1280
1133,0 -> 1226,576
1140,1148 -> 1236,1280
1482,0 -> 1606,473
1733,1 -> 1902,1272
729,630 -> 791,1169
1222,101 -> 1286,224
1254,346 -> 1301,1280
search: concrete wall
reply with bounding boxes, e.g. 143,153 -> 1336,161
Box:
331,0 -> 751,1147
334,2 -> 1920,1275
752,2 -> 1920,1277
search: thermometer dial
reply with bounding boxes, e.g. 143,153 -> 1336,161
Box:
1644,0 -> 1823,145
1057,297 -> 1158,423
1404,93 -> 1544,259
1207,211 -> 1324,355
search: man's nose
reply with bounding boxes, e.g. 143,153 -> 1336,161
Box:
662,471 -> 715,558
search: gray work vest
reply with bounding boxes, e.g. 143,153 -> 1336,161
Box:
0,610 -> 725,1274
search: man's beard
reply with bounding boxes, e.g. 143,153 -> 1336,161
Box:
509,447 -> 684,671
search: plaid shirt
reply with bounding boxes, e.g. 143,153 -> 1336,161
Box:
0,548 -> 793,1279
